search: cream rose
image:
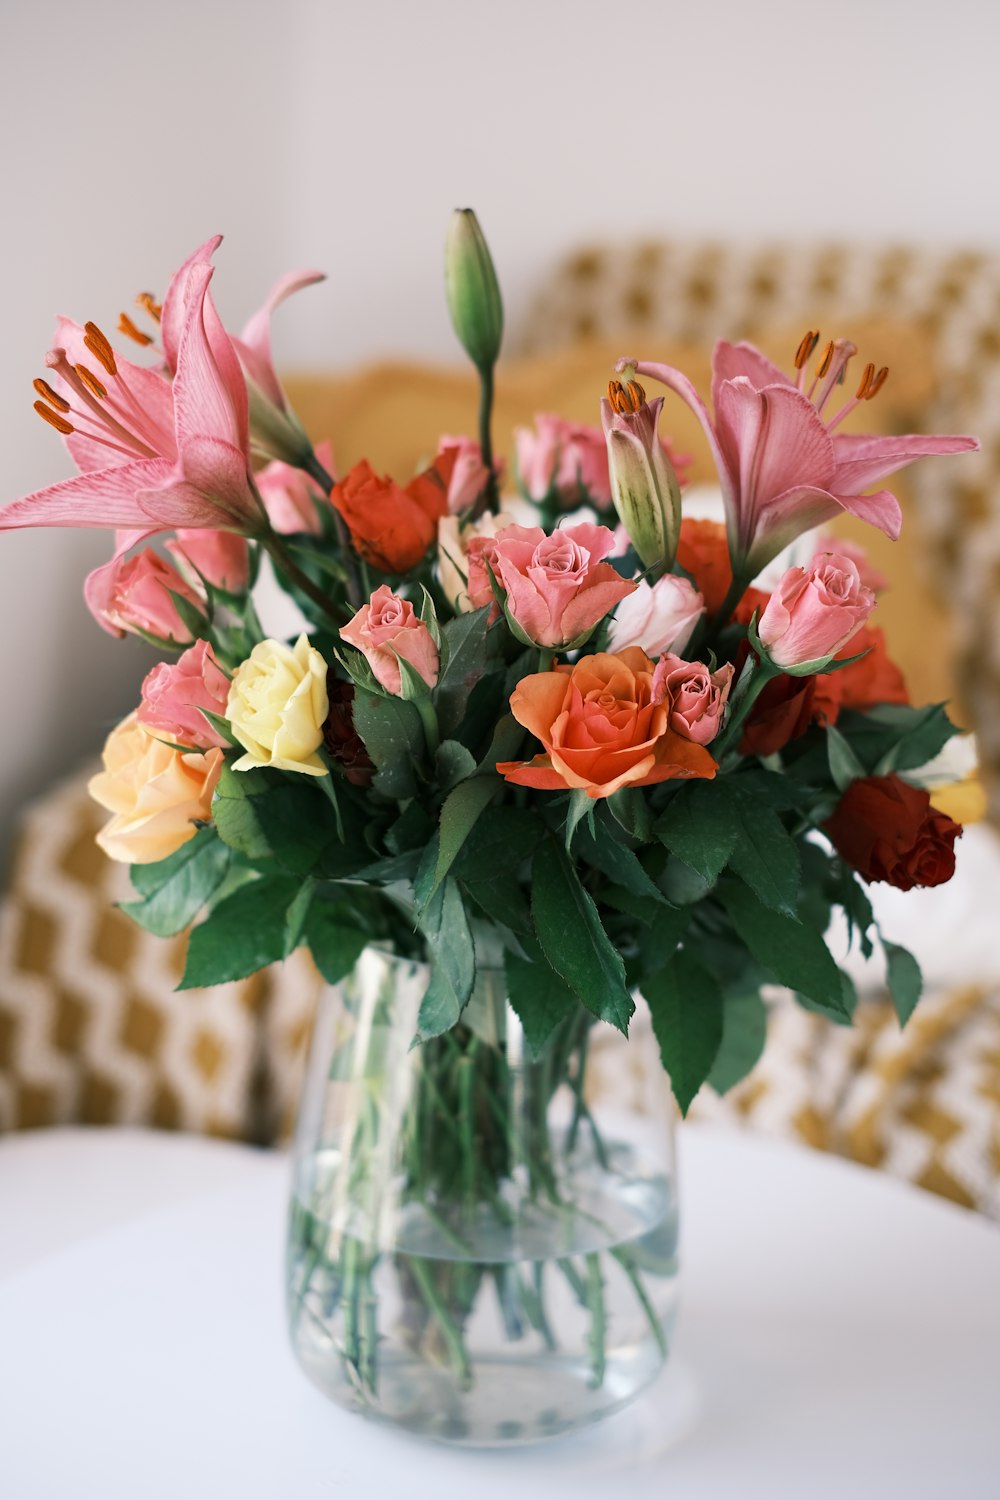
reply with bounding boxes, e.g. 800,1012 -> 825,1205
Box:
227,634 -> 329,776
88,715 -> 224,864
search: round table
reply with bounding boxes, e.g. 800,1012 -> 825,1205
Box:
0,1126 -> 997,1498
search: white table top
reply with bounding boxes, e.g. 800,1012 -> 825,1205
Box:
0,1125 -> 997,1498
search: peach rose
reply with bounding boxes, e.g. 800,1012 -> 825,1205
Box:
653,654 -> 735,745
467,521 -> 636,649
340,585 -> 439,697
138,640 -> 231,750
497,647 -> 717,798
88,714 -> 224,865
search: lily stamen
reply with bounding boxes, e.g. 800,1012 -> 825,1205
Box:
75,363 -> 108,400
43,348 -> 160,459
607,377 -> 647,415
825,361 -> 890,433
117,312 -> 153,347
32,378 -> 70,413
33,400 -> 74,434
83,322 -> 118,377
137,291 -> 162,323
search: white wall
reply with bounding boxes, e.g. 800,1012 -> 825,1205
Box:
1,0 -> 998,864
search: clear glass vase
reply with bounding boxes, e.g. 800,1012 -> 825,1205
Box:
285,943 -> 679,1447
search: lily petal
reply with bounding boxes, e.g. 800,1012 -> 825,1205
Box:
831,431 -> 980,493
711,339 -> 792,416
0,458 -> 175,530
160,235 -> 223,374
237,268 -> 326,409
620,357 -> 736,510
172,263 -> 249,459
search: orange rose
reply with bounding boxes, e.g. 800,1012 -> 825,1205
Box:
676,518 -> 734,616
330,451 -> 457,573
813,624 -> 909,724
497,647 -> 717,798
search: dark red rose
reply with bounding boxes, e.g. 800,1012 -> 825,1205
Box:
825,773 -> 961,890
323,676 -> 374,787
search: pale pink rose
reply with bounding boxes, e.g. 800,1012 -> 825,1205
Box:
86,547 -> 204,642
608,575 -> 704,656
254,439 -> 334,535
515,415 -> 612,507
138,640 -> 231,750
341,585 -> 440,697
167,529 -> 250,592
815,533 -> 889,593
467,521 -> 636,649
653,655 -> 735,745
437,435 -> 504,515
758,551 -> 876,668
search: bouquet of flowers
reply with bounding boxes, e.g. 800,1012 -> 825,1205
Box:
4,213 -> 979,1442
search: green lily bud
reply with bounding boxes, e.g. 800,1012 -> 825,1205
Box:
445,209 -> 504,372
602,377 -> 681,572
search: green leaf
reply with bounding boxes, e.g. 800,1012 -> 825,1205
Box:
430,775 -> 500,898
532,840 -> 634,1034
575,819 -> 667,905
435,738 -> 478,791
720,880 -> 847,1014
870,703 -> 958,775
305,903 -> 370,985
607,787 -> 653,843
564,789 -> 594,851
644,949 -> 724,1116
659,855 -> 714,906
212,762 -> 349,876
179,874 -> 301,989
505,940 -> 578,1060
415,877 -> 476,1042
707,989 -> 768,1095
284,879 -> 316,954
796,967 -> 857,1025
435,606 -> 492,735
452,805 -> 544,884
723,784 -> 801,917
883,940 -> 922,1026
122,830 -> 231,937
351,690 -> 424,798
655,782 -> 736,883
825,722 -> 867,792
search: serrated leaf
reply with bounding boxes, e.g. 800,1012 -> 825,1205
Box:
505,940 -> 578,1060
452,805 -> 545,883
723,784 -> 801,917
122,830 -> 231,937
883,940 -> 922,1025
351,690 -> 424,798
575,820 -> 666,905
707,989 -> 768,1095
825,722 -> 867,792
305,904 -> 369,985
644,949 -> 724,1115
414,877 -> 475,1042
655,782 -> 736,883
212,762 -> 348,876
434,738 -> 478,791
179,874 -> 300,989
532,840 -> 634,1034
720,880 -> 846,1013
435,606 -> 492,735
607,787 -> 653,843
284,879 -> 316,954
430,775 -> 500,898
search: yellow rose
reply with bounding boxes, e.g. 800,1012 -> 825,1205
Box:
227,634 -> 329,776
88,715 -> 224,864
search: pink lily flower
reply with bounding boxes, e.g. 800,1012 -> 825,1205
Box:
4,258 -> 265,536
232,266 -> 326,466
615,337 -> 979,581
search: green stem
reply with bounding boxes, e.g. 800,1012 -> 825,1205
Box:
414,694 -> 441,756
611,1247 -> 668,1359
584,1252 -> 607,1388
302,450 -> 364,609
410,1256 -> 473,1388
263,531 -> 348,629
712,655 -> 781,758
468,363 -> 499,521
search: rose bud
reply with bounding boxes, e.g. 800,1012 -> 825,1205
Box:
653,655 -> 735,746
86,547 -> 205,643
340,585 -> 440,698
608,575 -> 704,657
167,528 -> 250,593
757,552 -> 876,673
444,208 -> 503,372
602,375 -> 682,571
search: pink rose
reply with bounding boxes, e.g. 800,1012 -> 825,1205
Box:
608,575 -> 704,656
167,529 -> 250,593
437,435 -> 504,515
86,548 -> 204,643
758,552 -> 876,669
138,640 -> 231,750
515,414 -> 612,507
341,585 -> 440,697
653,655 -> 735,745
466,522 -> 637,650
254,439 -> 334,535
815,534 -> 889,594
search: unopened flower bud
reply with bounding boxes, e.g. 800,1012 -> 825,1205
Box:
445,209 -> 504,372
601,382 -> 681,572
